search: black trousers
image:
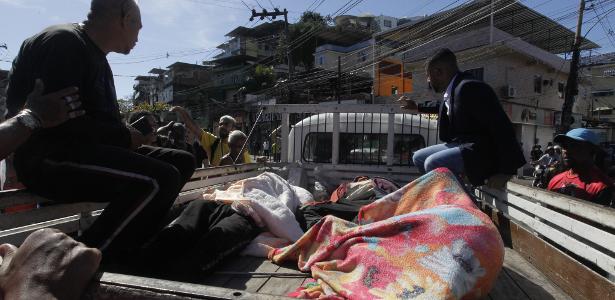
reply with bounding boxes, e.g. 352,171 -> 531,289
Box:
19,144 -> 195,255
133,201 -> 261,282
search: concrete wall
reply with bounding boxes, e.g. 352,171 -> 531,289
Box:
580,63 -> 615,121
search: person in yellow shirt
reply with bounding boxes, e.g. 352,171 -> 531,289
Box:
172,106 -> 252,166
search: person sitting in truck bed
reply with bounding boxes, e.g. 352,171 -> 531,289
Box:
398,48 -> 526,186
220,130 -> 250,166
5,0 -> 196,257
0,81 -> 101,300
172,106 -> 253,167
548,128 -> 614,207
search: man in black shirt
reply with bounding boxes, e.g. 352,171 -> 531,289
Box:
5,0 -> 195,256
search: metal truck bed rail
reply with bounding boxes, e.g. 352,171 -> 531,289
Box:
475,181 -> 615,300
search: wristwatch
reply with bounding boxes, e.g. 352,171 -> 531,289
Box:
15,109 -> 42,130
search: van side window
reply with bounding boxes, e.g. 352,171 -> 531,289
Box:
302,133 -> 425,165
303,133 -> 333,163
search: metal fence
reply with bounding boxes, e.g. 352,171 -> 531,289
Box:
247,104 -> 440,167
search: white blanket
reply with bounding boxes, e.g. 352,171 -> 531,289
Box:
204,172 -> 312,248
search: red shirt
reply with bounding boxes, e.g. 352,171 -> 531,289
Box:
548,167 -> 613,204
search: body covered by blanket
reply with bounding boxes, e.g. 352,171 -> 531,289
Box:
204,172 -> 312,248
270,168 -> 504,299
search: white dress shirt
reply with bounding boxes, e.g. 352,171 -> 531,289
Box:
442,74 -> 458,116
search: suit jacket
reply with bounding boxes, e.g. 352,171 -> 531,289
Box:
418,72 -> 526,185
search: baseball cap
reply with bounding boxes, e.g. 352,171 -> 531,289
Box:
554,128 -> 601,148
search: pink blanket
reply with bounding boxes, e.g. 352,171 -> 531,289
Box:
269,168 -> 504,299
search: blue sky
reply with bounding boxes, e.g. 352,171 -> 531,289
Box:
1,0 -> 614,98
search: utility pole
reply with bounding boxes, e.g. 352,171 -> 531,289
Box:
489,0 -> 494,44
250,8 -> 293,79
337,56 -> 341,103
559,0 -> 585,134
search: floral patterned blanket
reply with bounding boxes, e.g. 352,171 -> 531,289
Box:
269,168 -> 504,299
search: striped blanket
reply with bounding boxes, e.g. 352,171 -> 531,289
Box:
269,168 -> 504,299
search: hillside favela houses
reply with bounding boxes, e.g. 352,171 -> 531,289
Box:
131,0 -> 614,158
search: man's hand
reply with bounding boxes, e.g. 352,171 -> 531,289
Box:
396,96 -> 418,113
24,79 -> 84,128
0,228 -> 101,300
157,121 -> 175,135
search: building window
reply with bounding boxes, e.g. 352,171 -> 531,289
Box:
604,69 -> 615,77
383,20 -> 392,28
534,75 -> 543,94
391,86 -> 398,95
466,68 -> 484,81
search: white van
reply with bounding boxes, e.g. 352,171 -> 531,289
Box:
287,112 -> 440,165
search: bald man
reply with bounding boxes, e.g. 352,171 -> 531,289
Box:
5,0 -> 195,256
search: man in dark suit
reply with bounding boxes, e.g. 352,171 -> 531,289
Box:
399,48 -> 525,186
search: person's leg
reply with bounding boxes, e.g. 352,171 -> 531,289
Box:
24,145 -> 184,254
137,201 -> 260,281
423,145 -> 465,175
136,145 -> 195,185
412,143 -> 452,173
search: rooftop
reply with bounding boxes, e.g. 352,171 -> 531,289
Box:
403,26 -> 569,72
315,39 -> 373,54
377,0 -> 598,55
581,52 -> 615,66
226,21 -> 286,38
166,62 -> 210,70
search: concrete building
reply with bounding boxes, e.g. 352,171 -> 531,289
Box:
133,75 -> 161,105
136,62 -> 211,107
334,14 -> 400,33
207,21 -> 286,102
314,39 -> 373,73
580,52 -> 615,122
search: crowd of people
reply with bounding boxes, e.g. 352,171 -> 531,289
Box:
0,0 -> 613,299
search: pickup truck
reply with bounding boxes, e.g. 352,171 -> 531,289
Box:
1,104 -> 613,299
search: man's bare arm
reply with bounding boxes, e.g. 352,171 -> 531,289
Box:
171,106 -> 203,141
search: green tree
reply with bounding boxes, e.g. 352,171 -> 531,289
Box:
117,98 -> 133,116
277,11 -> 329,70
132,102 -> 171,114
246,64 -> 275,93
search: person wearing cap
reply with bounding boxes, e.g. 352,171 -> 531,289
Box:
548,128 -> 613,207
